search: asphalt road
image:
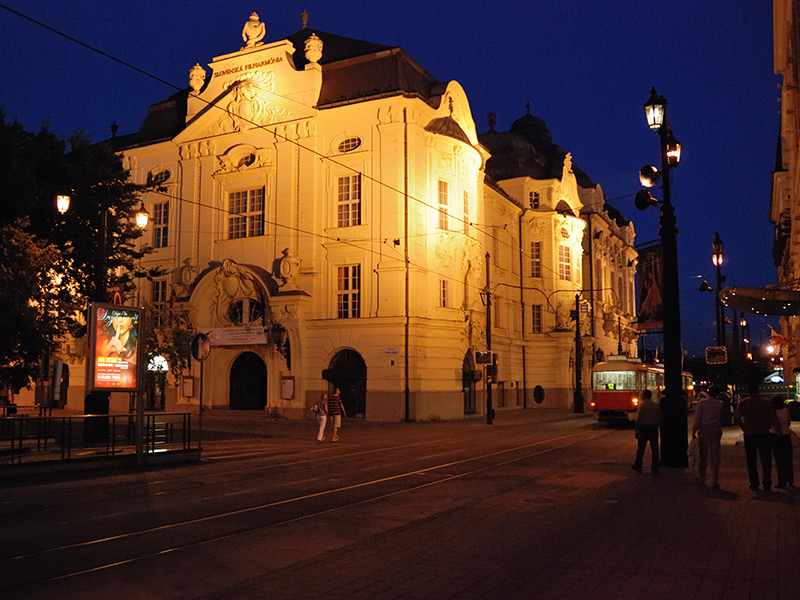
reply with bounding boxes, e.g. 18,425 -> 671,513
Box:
1,410 -> 797,599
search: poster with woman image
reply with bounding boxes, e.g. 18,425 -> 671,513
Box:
88,304 -> 142,391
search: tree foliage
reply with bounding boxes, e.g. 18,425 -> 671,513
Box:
0,112 -> 162,390
0,221 -> 81,390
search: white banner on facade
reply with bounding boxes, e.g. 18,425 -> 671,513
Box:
207,327 -> 268,346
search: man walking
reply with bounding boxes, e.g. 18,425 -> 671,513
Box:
692,385 -> 723,488
735,382 -> 781,492
632,389 -> 662,475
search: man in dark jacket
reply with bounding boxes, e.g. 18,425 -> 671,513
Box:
632,389 -> 663,475
735,382 -> 781,492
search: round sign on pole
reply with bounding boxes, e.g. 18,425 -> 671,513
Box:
191,333 -> 211,362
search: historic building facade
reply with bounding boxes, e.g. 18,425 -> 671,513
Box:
25,13 -> 637,420
773,0 -> 800,379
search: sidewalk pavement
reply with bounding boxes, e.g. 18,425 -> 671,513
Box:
194,408 -> 800,600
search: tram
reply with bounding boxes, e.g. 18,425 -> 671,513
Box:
590,355 -> 694,422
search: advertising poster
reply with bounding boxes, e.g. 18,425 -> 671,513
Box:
637,243 -> 664,330
88,303 -> 142,391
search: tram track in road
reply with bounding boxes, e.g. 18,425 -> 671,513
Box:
0,416 -> 594,519
0,426 -> 613,593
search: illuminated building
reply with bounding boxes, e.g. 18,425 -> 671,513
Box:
28,14 -> 637,419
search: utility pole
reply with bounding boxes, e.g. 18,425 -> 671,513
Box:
574,293 -> 584,413
485,252 -> 493,425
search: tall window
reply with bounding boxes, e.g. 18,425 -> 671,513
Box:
438,180 -> 449,230
463,190 -> 469,235
337,265 -> 361,318
228,187 -> 264,239
558,244 -> 572,281
529,191 -> 540,209
440,279 -> 449,308
531,304 -> 543,333
337,174 -> 361,227
152,279 -> 168,325
152,279 -> 168,306
153,201 -> 169,248
530,241 -> 541,278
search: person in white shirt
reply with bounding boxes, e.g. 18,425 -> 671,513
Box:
692,385 -> 724,488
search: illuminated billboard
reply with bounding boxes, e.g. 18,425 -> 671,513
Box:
87,303 -> 143,392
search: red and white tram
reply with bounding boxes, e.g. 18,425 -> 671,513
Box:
590,356 -> 694,422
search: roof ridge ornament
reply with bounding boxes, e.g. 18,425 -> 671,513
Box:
241,12 -> 266,50
301,9 -> 309,29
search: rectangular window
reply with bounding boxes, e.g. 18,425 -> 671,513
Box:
152,279 -> 168,305
440,279 -> 449,308
152,279 -> 169,326
494,298 -> 503,329
438,180 -> 449,230
228,187 -> 264,239
153,201 -> 169,248
337,265 -> 361,318
530,241 -> 541,278
463,190 -> 469,235
558,244 -> 571,281
531,304 -> 543,333
337,174 -> 361,227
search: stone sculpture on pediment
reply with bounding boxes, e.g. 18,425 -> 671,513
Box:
277,248 -> 301,291
304,33 -> 323,64
210,259 -> 261,325
211,72 -> 291,134
241,13 -> 266,50
189,63 -> 206,93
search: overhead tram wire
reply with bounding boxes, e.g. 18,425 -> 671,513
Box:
2,4 -> 572,301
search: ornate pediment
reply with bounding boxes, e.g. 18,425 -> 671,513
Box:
177,73 -> 317,142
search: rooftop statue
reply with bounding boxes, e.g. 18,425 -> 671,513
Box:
241,12 -> 266,49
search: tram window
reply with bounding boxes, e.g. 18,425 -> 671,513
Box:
593,370 -> 635,391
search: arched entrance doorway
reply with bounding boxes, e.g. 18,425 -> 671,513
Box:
324,350 -> 367,417
462,350 -> 478,414
230,352 -> 267,410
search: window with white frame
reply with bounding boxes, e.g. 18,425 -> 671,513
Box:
463,190 -> 469,235
227,298 -> 263,324
152,279 -> 168,306
494,297 -> 504,329
152,201 -> 169,248
558,244 -> 572,281
531,304 -> 543,333
530,241 -> 541,278
337,174 -> 361,227
152,278 -> 169,325
438,180 -> 449,230
337,265 -> 361,318
228,187 -> 264,239
440,279 -> 449,308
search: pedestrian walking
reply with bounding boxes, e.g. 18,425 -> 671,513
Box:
312,393 -> 329,442
692,385 -> 723,488
632,388 -> 662,475
327,387 -> 346,442
734,382 -> 781,492
771,395 -> 794,488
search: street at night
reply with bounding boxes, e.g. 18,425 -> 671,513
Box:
1,409 -> 798,600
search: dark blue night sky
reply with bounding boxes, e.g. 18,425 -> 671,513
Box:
0,0 -> 780,355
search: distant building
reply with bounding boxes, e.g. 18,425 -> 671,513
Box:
30,13 -> 637,419
772,0 -> 800,383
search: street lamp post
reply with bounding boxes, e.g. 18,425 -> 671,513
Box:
639,88 -> 687,468
712,232 -> 725,348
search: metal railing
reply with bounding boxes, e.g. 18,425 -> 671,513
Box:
0,412 -> 195,466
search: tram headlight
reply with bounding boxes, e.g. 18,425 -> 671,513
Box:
632,397 -> 639,407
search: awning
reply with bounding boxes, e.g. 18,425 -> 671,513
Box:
719,286 -> 800,316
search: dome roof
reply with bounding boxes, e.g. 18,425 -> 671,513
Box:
510,113 -> 553,145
